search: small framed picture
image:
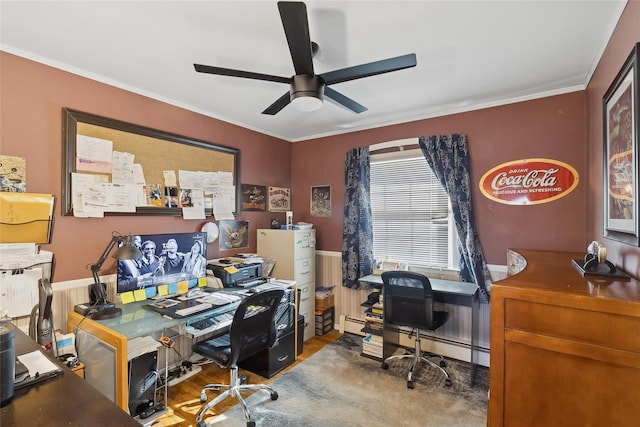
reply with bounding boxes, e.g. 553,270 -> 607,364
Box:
311,185 -> 331,217
219,220 -> 249,251
268,186 -> 290,212
240,184 -> 266,211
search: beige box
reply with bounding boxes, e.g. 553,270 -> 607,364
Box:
315,294 -> 334,312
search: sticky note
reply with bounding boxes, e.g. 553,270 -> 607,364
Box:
120,291 -> 135,304
198,277 -> 207,287
133,289 -> 147,301
157,285 -> 169,296
177,280 -> 189,294
145,287 -> 157,299
168,283 -> 178,295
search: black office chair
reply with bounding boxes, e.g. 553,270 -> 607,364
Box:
191,289 -> 285,427
380,270 -> 452,389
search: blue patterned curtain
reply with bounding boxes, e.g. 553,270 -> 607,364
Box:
342,147 -> 374,289
419,134 -> 492,302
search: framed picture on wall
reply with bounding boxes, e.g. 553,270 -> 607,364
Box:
219,220 -> 249,251
268,186 -> 290,212
603,43 -> 640,245
311,185 -> 331,217
240,184 -> 266,211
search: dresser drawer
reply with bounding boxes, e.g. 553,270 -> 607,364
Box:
505,299 -> 640,353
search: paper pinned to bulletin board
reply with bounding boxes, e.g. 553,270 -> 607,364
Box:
0,193 -> 54,244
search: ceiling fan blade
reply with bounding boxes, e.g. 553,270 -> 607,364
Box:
278,1 -> 314,76
194,64 -> 290,84
262,91 -> 292,115
324,87 -> 367,113
320,53 -> 417,85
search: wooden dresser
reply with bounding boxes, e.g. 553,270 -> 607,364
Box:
489,249 -> 640,427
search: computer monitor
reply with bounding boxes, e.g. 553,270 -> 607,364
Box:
116,232 -> 207,295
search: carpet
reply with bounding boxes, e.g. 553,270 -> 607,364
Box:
207,333 -> 489,426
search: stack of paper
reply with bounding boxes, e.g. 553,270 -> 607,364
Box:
362,334 -> 383,359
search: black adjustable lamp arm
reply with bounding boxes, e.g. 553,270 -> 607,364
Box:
90,235 -> 125,303
91,235 -> 122,285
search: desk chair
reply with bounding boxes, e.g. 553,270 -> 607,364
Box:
380,271 -> 452,389
191,289 -> 285,427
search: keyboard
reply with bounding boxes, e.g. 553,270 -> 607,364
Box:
185,311 -> 234,338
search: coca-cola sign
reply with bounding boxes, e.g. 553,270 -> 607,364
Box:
479,158 -> 579,205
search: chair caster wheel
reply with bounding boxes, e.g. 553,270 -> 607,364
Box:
440,360 -> 447,368
407,380 -> 415,389
247,421 -> 256,427
381,362 -> 389,370
239,374 -> 247,385
445,378 -> 452,387
271,391 -> 279,400
197,421 -> 207,427
200,392 -> 206,403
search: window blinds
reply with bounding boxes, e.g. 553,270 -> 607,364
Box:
371,154 -> 451,269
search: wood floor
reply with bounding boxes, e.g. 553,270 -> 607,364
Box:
151,330 -> 342,426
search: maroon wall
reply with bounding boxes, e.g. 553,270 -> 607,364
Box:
586,1 -> 640,277
2,1 -> 638,282
292,92 -> 588,265
0,53 -> 291,282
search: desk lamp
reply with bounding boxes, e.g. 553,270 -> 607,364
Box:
89,233 -> 142,320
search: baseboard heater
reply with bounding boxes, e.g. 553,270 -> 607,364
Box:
340,314 -> 489,366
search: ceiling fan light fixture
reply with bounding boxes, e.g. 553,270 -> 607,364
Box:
291,93 -> 323,111
290,74 -> 324,111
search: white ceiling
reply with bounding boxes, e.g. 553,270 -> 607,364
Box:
0,1 -> 627,142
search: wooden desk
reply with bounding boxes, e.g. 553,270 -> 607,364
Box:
0,327 -> 138,427
489,249 -> 640,427
359,274 -> 480,386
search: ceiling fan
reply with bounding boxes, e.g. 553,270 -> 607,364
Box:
194,1 -> 417,115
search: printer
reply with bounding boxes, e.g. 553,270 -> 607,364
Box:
208,259 -> 263,287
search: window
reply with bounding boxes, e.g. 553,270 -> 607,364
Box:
370,148 -> 457,270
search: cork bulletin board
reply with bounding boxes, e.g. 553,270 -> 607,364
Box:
62,108 -> 240,216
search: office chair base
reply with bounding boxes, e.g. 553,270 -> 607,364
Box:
382,329 -> 451,389
382,353 -> 452,388
196,367 -> 278,427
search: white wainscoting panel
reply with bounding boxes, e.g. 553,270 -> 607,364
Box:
316,251 -> 500,367
16,254 -> 505,367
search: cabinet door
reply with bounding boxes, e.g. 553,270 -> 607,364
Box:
503,341 -> 640,426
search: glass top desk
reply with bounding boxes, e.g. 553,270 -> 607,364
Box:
88,297 -> 241,339
67,298 -> 239,412
67,282 -> 295,412
358,274 -> 479,387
